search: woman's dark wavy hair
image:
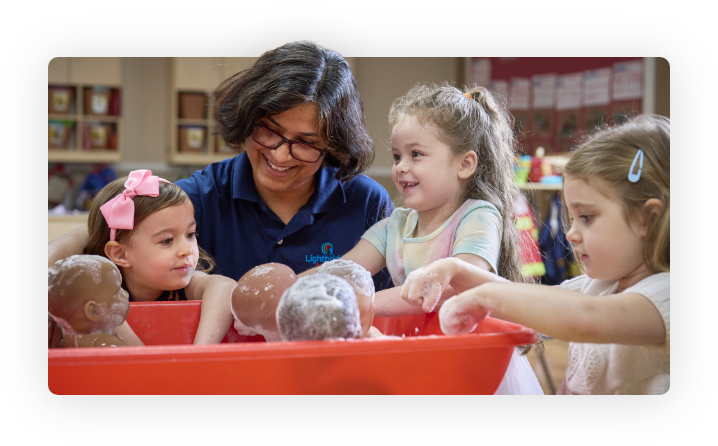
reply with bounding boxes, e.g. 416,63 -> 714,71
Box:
213,41 -> 374,182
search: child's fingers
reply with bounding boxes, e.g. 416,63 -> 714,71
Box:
419,281 -> 442,313
401,282 -> 424,308
403,268 -> 443,312
438,296 -> 489,335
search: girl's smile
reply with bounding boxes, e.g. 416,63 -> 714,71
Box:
390,116 -> 468,228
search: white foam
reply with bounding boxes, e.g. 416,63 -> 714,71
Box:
233,318 -> 259,336
48,255 -> 106,287
438,298 -> 482,335
404,267 -> 442,312
316,259 -> 375,297
250,264 -> 276,278
94,301 -> 128,333
276,273 -> 361,341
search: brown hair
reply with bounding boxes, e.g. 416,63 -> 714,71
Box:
388,83 -> 524,284
562,114 -> 670,273
213,41 -> 374,182
84,177 -> 215,273
389,84 -> 540,353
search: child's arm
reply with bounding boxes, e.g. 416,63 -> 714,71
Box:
185,271 -> 236,344
439,282 -> 666,345
48,226 -> 90,267
298,239 -> 387,277
376,255 -> 495,316
374,283 -> 458,317
400,256 -> 503,313
115,320 -> 144,346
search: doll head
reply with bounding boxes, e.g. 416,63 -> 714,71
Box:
48,255 -> 130,336
276,273 -> 362,342
231,263 -> 298,342
315,259 -> 375,337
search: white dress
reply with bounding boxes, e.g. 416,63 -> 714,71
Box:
556,273 -> 670,395
494,348 -> 545,395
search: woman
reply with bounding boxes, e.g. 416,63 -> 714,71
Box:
48,41 -> 394,290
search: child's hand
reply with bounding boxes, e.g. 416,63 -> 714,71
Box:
438,293 -> 490,335
401,266 -> 449,313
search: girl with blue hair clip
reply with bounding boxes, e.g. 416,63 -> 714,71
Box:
405,114 -> 670,394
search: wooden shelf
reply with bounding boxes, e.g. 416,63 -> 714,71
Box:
82,115 -> 120,123
48,149 -> 122,163
168,57 -> 258,166
169,151 -> 236,166
177,118 -> 209,126
48,58 -> 123,164
48,114 -> 80,121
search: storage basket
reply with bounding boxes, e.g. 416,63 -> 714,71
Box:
178,92 -> 208,119
84,87 -> 111,116
48,87 -> 75,115
178,126 -> 206,152
48,121 -> 74,149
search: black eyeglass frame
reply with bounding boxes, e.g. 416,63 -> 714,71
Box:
251,126 -> 328,163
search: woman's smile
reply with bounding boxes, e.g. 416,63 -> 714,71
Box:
264,154 -> 296,175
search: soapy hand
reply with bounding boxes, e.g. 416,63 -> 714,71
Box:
438,293 -> 490,335
401,266 -> 448,313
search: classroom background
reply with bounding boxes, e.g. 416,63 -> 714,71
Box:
47,56 -> 670,394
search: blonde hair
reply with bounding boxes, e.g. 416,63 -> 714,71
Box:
84,177 -> 215,274
388,83 -> 523,284
389,83 -> 545,355
562,114 -> 670,273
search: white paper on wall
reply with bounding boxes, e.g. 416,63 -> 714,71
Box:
613,60 -> 643,100
509,77 -> 530,111
490,79 -> 509,99
532,73 -> 556,109
556,73 -> 583,111
584,68 -> 611,106
470,58 -> 491,87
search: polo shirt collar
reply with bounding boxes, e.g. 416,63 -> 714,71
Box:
231,152 -> 261,203
231,152 -> 346,213
307,164 -> 346,214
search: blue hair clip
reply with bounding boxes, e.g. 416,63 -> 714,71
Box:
628,149 -> 644,183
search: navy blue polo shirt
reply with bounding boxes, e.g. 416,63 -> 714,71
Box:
176,152 -> 395,291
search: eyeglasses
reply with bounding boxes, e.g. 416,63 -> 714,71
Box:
251,126 -> 327,163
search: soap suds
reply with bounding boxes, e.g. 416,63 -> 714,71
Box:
276,274 -> 361,341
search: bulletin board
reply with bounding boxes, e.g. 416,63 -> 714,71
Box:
468,57 -> 644,156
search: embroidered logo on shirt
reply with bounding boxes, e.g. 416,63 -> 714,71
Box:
306,242 -> 340,266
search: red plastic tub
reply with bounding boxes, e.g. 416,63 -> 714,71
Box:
48,301 -> 537,395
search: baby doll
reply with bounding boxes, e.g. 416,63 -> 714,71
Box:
230,263 -> 298,342
315,259 -> 381,338
276,273 -> 362,341
48,255 -> 130,348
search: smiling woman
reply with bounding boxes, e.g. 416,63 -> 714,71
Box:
173,41 -> 395,286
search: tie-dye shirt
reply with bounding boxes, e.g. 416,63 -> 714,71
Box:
361,199 -> 502,286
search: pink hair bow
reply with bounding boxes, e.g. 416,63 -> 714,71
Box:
100,169 -> 170,241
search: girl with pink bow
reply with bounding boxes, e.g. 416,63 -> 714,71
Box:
80,169 -> 237,345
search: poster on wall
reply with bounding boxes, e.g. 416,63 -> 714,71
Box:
474,57 -> 643,154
